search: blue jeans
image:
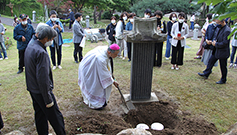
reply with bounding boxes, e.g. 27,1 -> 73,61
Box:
190,22 -> 194,30
230,46 -> 237,64
165,35 -> 172,58
0,41 -> 7,58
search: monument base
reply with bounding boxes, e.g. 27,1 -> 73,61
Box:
124,92 -> 159,103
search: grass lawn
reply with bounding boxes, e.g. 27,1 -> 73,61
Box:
0,23 -> 237,134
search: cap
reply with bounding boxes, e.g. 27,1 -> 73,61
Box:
19,14 -> 27,19
109,44 -> 120,51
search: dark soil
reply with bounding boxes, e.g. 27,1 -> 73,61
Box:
65,101 -> 219,135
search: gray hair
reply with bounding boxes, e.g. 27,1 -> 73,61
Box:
35,23 -> 48,33
107,47 -> 116,53
38,26 -> 57,40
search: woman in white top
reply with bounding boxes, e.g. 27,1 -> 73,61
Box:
170,12 -> 189,70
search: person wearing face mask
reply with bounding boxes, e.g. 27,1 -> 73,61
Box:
194,13 -> 213,59
106,16 -> 117,46
201,14 -> 218,67
165,13 -> 177,60
125,13 -> 135,62
13,14 -> 35,74
198,18 -> 231,84
170,12 -> 189,70
73,12 -> 86,63
46,10 -> 64,70
144,9 -> 151,19
122,12 -> 129,26
26,15 -> 32,24
153,10 -> 166,67
25,26 -> 66,135
13,17 -> 19,27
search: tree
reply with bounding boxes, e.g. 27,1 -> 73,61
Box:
197,0 -> 237,38
130,0 -> 202,17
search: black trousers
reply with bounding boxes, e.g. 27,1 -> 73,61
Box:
50,45 -> 62,66
0,111 -> 3,130
30,91 -> 66,135
18,49 -> 25,70
74,43 -> 83,62
171,42 -> 184,65
69,20 -> 74,29
203,55 -> 228,82
127,42 -> 132,60
154,42 -> 163,67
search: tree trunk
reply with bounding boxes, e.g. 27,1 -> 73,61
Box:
98,10 -> 102,21
93,5 -> 97,24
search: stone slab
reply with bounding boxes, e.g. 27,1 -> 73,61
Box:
124,92 -> 159,103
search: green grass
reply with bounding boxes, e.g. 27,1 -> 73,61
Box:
0,23 -> 237,134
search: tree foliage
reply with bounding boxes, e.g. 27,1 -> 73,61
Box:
130,0 -> 202,17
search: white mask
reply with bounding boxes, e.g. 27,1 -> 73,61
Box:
45,40 -> 53,47
145,15 -> 150,18
81,18 -> 83,21
178,19 -> 184,23
206,18 -> 209,22
22,21 -> 28,25
111,20 -> 116,24
123,16 -> 127,21
130,19 -> 134,23
172,17 -> 177,21
51,18 -> 57,22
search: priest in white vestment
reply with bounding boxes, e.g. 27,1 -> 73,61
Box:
78,44 -> 120,109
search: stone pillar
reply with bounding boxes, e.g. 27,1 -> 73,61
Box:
125,17 -> 167,101
86,15 -> 90,28
32,11 -> 36,22
192,24 -> 200,40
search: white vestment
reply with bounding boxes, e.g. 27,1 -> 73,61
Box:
78,46 -> 113,109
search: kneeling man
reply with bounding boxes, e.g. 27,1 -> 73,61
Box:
78,44 -> 120,109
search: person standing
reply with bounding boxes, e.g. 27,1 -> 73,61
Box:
190,13 -> 195,30
154,10 -> 166,67
115,14 -> 125,58
26,15 -> 32,24
198,18 -> 231,84
106,16 -> 117,46
25,26 -> 66,135
78,44 -> 120,109
13,17 -> 19,27
13,14 -> 35,74
229,25 -> 237,69
46,10 -> 64,70
69,9 -> 75,29
0,19 -> 8,60
73,12 -> 86,63
125,14 -> 134,62
194,13 -> 212,59
165,13 -> 177,60
170,12 -> 189,70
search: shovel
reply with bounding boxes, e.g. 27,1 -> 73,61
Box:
117,86 -> 136,112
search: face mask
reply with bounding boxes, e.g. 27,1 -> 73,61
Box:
145,15 -> 150,18
45,40 -> 53,47
130,19 -> 134,23
123,16 -> 127,21
22,21 -> 28,25
216,24 -> 222,28
51,18 -> 57,22
178,19 -> 184,23
81,18 -> 83,21
172,17 -> 177,21
111,20 -> 116,24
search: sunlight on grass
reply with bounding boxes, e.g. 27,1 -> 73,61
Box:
0,22 -> 237,134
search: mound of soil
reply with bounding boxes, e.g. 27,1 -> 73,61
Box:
66,101 -> 219,135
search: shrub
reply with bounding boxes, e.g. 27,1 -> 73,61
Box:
102,11 -> 112,19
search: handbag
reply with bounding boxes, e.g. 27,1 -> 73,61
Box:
202,41 -> 209,49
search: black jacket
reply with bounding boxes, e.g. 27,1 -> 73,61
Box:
106,23 -> 116,41
25,39 -> 54,105
213,25 -> 231,59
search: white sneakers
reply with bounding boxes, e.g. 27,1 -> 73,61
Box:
52,65 -> 62,70
0,58 -> 3,60
0,57 -> 8,60
171,65 -> 179,70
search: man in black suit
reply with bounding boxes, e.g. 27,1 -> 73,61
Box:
198,18 -> 231,84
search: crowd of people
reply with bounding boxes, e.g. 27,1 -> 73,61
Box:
0,8 -> 236,134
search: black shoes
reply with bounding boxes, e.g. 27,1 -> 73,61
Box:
216,80 -> 226,84
17,69 -> 23,74
75,61 -> 79,63
198,73 -> 208,79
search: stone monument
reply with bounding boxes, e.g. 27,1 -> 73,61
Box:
86,15 -> 90,28
32,11 -> 36,22
6,2 -> 14,17
125,17 -> 167,101
191,24 -> 200,40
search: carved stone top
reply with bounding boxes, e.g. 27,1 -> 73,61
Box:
125,17 -> 167,43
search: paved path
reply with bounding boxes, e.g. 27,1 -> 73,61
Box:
0,16 -> 72,32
